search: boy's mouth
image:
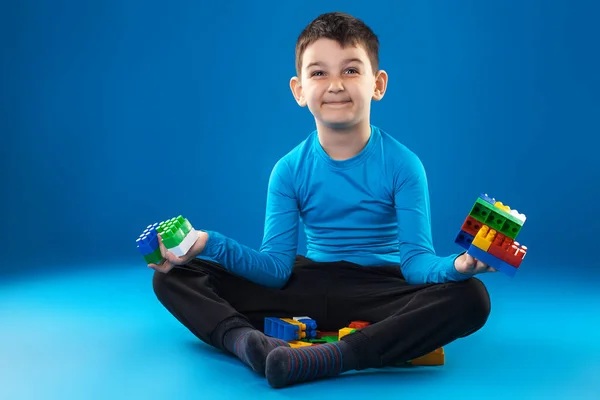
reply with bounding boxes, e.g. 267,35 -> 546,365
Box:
323,100 -> 351,106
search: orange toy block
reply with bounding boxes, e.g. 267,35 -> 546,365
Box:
349,321 -> 371,329
409,347 -> 445,366
471,225 -> 497,252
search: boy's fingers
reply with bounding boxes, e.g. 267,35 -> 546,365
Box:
158,235 -> 167,256
149,260 -> 172,273
164,251 -> 181,265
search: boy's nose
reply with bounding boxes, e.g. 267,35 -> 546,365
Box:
328,80 -> 345,92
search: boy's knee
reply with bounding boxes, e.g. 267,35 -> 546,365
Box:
455,278 -> 491,329
152,270 -> 174,302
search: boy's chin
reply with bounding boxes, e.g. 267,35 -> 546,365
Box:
317,117 -> 361,130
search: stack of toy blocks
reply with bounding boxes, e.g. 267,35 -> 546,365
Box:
455,193 -> 528,277
264,318 -> 444,365
136,215 -> 199,263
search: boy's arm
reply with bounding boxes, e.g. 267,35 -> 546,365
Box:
394,153 -> 471,284
199,158 -> 299,289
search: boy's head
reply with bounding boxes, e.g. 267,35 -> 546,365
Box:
290,12 -> 387,130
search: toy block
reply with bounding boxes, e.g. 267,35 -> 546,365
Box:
157,215 -> 198,257
409,347 -> 445,366
349,321 -> 371,329
316,331 -> 339,339
479,193 -> 496,205
494,201 -> 527,223
461,215 -> 484,237
458,194 -> 529,277
319,336 -> 339,343
488,233 -> 512,261
455,230 -> 475,251
281,318 -> 307,339
308,335 -> 339,344
471,225 -> 497,252
505,242 -> 527,268
339,327 -> 356,339
136,223 -> 163,264
264,317 -> 302,341
469,198 -> 523,239
488,233 -> 527,268
289,341 -> 314,348
293,316 -> 318,338
467,243 -> 519,277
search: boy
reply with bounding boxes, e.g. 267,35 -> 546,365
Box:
149,12 -> 493,389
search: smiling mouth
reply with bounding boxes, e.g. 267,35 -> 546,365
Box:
324,101 -> 351,105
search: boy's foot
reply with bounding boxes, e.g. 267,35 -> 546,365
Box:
265,341 -> 357,388
224,328 -> 289,376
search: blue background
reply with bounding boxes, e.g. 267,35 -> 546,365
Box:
2,0 -> 598,276
2,2 -> 600,399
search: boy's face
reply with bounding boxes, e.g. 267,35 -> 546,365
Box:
290,38 -> 387,130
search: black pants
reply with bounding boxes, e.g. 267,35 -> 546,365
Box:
152,255 -> 491,370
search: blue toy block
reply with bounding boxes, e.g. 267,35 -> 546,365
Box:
467,243 -> 518,277
295,317 -> 317,338
136,223 -> 160,256
479,193 -> 496,205
264,317 -> 300,341
455,230 -> 475,251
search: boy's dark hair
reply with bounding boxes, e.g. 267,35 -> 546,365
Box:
295,12 -> 380,78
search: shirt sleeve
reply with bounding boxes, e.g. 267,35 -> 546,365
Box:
198,158 -> 300,289
394,153 -> 471,284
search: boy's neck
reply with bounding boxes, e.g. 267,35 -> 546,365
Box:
315,120 -> 372,161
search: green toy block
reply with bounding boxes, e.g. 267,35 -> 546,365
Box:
143,247 -> 163,265
158,216 -> 193,249
307,335 -> 338,344
469,198 -> 523,239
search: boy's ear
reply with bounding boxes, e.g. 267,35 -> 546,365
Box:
290,76 -> 307,107
372,69 -> 388,101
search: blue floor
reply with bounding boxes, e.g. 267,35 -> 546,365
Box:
1,264 -> 598,399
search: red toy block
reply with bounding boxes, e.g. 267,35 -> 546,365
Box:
349,321 -> 371,329
488,232 -> 513,261
505,242 -> 527,268
316,331 -> 339,339
461,215 -> 484,237
488,233 -> 527,267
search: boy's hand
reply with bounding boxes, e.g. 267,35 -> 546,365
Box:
148,231 -> 209,273
454,252 -> 496,276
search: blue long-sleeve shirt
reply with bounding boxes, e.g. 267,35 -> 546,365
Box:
199,125 -> 470,288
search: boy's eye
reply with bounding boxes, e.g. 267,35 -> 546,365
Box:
310,68 -> 358,77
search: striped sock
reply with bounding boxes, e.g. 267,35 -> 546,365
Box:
265,341 -> 357,388
224,327 -> 289,376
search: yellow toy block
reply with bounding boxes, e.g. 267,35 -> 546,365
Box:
281,318 -> 307,339
494,201 -> 511,213
338,327 -> 356,339
409,347 -> 445,366
471,225 -> 497,252
288,340 -> 313,348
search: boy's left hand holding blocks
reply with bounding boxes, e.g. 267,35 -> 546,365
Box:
135,215 -> 208,273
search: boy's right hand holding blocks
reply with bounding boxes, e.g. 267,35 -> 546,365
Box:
455,193 -> 528,277
136,215 -> 208,273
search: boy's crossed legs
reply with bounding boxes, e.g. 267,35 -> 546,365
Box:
152,256 -> 491,388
